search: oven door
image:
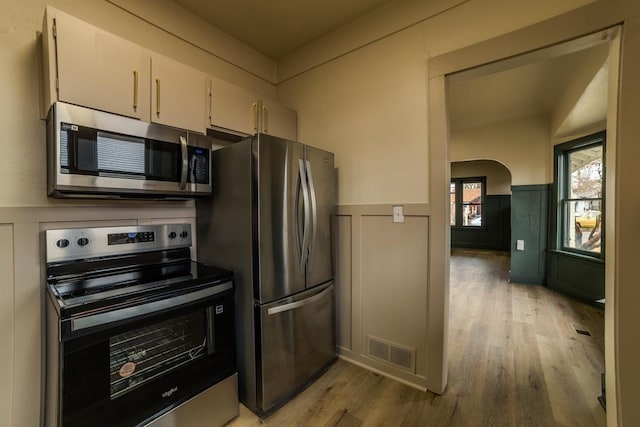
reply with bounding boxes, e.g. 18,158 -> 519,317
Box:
52,286 -> 235,427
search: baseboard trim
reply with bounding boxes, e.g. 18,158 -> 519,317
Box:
337,348 -> 427,392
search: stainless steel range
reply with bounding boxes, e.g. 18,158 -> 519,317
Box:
44,224 -> 238,427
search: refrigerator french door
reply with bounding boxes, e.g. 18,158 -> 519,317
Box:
196,133 -> 336,416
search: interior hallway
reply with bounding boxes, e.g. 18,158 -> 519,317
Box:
230,248 -> 606,426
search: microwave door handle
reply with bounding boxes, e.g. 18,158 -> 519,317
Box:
179,136 -> 188,190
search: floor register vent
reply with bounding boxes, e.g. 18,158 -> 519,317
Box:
571,324 -> 592,337
367,336 -> 416,373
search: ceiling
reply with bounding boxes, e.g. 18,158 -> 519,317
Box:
448,43 -> 610,134
171,0 -> 609,135
172,0 -> 393,59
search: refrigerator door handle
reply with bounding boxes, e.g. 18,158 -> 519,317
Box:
305,159 -> 317,271
298,159 -> 311,269
266,284 -> 333,315
295,163 -> 303,265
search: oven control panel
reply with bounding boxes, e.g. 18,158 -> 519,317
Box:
45,224 -> 192,263
108,231 -> 155,245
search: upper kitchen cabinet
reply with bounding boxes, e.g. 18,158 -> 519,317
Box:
41,6 -> 206,134
260,100 -> 297,141
151,54 -> 207,133
208,77 -> 297,140
208,77 -> 259,136
41,6 -> 150,121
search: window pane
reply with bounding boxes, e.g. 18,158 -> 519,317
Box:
450,183 -> 456,225
462,182 -> 482,226
569,146 -> 603,199
564,200 -> 602,253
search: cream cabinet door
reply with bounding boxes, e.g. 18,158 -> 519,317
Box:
151,55 -> 207,133
51,7 -> 150,121
208,77 -> 259,136
260,101 -> 297,141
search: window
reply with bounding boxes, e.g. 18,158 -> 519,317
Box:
450,177 -> 485,227
555,132 -> 605,256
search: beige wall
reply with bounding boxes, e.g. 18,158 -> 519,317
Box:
0,1 -> 274,425
428,1 -> 640,424
278,0 -> 594,83
451,160 -> 512,195
0,0 -> 276,208
611,14 -> 640,425
450,115 -> 550,186
276,0 -> 593,397
279,26 -> 429,205
278,0 -> 591,203
4,0 -> 634,424
335,204 -> 430,388
551,42 -> 609,137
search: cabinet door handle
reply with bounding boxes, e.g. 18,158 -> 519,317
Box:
252,102 -> 258,133
155,78 -> 161,117
132,70 -> 138,111
262,105 -> 269,133
208,81 -> 213,125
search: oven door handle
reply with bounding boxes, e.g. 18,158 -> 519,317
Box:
69,281 -> 232,332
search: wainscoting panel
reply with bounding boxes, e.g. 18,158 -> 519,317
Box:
547,250 -> 605,303
0,224 -> 14,427
335,204 -> 429,388
335,215 -> 353,350
510,185 -> 549,285
452,195 -> 511,251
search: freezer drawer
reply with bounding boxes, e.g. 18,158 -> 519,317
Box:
257,282 -> 336,414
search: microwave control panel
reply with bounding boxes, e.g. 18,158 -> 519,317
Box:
189,147 -> 210,184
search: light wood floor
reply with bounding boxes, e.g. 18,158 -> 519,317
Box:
229,249 -> 606,426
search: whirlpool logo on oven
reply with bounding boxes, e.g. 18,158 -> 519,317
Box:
162,386 -> 178,398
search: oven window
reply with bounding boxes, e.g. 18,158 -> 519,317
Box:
109,311 -> 211,399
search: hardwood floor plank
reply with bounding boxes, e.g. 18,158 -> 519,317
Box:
511,320 -> 555,427
228,249 -> 605,427
537,334 -> 603,426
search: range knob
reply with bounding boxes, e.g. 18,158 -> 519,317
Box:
56,238 -> 70,248
179,230 -> 188,238
76,237 -> 89,247
168,231 -> 177,239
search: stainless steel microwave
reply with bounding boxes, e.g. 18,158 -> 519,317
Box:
46,102 -> 212,199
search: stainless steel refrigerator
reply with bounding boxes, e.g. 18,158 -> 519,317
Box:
196,133 -> 336,416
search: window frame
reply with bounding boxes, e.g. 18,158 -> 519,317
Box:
450,176 -> 486,229
553,131 -> 605,259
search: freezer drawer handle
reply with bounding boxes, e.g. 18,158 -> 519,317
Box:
267,285 -> 332,316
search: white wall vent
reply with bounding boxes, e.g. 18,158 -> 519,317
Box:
366,336 -> 416,373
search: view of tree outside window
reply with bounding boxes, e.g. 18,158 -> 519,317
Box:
450,178 -> 484,227
561,143 -> 604,254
